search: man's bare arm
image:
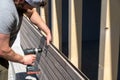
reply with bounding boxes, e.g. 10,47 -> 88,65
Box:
25,8 -> 52,45
0,34 -> 36,65
0,34 -> 25,63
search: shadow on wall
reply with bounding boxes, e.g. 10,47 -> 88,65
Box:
82,0 -> 101,80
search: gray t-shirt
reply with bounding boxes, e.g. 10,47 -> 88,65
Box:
0,0 -> 20,46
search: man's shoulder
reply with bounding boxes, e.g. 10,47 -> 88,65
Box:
0,0 -> 18,20
0,0 -> 16,12
0,0 -> 18,34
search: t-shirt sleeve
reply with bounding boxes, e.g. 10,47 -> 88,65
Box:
0,11 -> 14,34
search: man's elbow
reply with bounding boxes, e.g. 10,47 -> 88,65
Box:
0,47 -> 10,57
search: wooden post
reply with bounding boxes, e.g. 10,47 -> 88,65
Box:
98,0 -> 120,80
51,0 -> 62,50
68,0 -> 82,69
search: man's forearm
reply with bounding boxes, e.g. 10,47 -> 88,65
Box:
0,48 -> 24,64
30,10 -> 51,35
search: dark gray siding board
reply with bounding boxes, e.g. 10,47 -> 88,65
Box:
38,49 -> 66,80
20,16 -> 89,80
40,57 -> 60,80
44,49 -> 73,80
39,58 -> 56,80
47,45 -> 87,80
41,52 -> 70,80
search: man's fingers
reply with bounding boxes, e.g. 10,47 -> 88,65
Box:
31,62 -> 35,65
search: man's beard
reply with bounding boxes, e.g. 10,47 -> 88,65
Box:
16,4 -> 27,16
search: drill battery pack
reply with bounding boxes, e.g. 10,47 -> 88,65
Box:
26,65 -> 40,74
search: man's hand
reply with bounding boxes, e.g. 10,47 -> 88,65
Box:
28,8 -> 52,45
46,32 -> 52,45
21,54 -> 36,65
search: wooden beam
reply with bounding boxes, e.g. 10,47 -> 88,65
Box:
51,0 -> 62,50
98,0 -> 120,80
68,0 -> 82,69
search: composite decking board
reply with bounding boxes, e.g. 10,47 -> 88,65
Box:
38,63 -> 52,80
21,19 -> 41,45
20,28 -> 40,47
39,57 -> 55,80
20,29 -> 42,48
20,16 -> 89,80
37,74 -> 48,80
21,18 -> 42,39
47,46 -> 87,80
21,35 -> 34,48
37,40 -> 73,80
36,56 -> 49,80
38,51 -> 65,80
43,50 -> 73,80
40,52 -> 68,80
37,52 -> 56,80
41,57 -> 62,80
21,24 -> 42,47
50,49 -> 84,80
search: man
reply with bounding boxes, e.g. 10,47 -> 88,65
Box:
0,0 -> 52,80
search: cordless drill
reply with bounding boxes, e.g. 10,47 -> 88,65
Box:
23,48 -> 42,74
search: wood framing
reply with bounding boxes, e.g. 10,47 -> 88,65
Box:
98,0 -> 120,80
51,0 -> 62,50
68,0 -> 82,69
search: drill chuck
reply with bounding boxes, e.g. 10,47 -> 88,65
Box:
23,48 -> 42,54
